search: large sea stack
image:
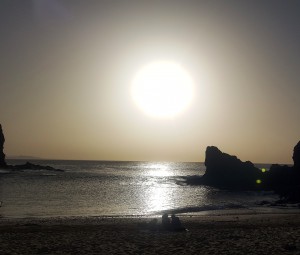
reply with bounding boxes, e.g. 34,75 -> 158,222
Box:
0,124 -> 7,167
293,141 -> 300,171
202,146 -> 262,189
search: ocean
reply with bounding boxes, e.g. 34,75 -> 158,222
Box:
0,160 -> 280,218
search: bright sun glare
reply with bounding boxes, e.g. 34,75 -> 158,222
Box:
131,61 -> 194,118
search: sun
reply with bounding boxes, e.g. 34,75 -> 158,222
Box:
131,61 -> 194,118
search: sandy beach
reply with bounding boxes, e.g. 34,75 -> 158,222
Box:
1,213 -> 300,254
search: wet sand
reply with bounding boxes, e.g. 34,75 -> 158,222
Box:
1,213 -> 300,254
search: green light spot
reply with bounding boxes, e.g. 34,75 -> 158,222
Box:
256,179 -> 262,184
261,168 -> 266,173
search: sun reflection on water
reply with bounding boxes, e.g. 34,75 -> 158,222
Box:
140,162 -> 213,215
139,163 -> 175,213
146,163 -> 173,177
147,186 -> 171,212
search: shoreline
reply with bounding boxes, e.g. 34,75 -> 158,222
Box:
1,211 -> 300,225
1,213 -> 300,254
1,210 -> 300,225
1,205 -> 300,221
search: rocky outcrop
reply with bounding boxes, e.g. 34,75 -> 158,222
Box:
265,141 -> 300,202
201,146 -> 262,189
293,141 -> 300,170
265,141 -> 300,187
0,124 -> 63,172
0,124 -> 6,167
192,141 -> 300,202
12,162 -> 64,172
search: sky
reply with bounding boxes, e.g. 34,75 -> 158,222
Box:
0,0 -> 299,163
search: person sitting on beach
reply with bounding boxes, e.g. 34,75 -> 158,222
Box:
171,214 -> 185,231
162,213 -> 171,230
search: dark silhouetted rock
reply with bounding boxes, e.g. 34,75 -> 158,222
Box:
201,146 -> 262,189
0,124 -> 7,167
265,164 -> 294,187
267,141 -> 300,184
264,141 -> 300,202
0,124 -> 63,172
293,141 -> 300,170
184,141 -> 300,202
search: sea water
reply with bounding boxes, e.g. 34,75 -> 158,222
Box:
0,160 -> 278,218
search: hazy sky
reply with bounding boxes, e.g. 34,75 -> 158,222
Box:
0,0 -> 299,163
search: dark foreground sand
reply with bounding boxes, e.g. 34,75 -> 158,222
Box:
1,214 -> 300,254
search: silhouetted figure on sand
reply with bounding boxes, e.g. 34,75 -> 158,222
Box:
171,214 -> 185,231
162,213 -> 171,230
162,213 -> 186,231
